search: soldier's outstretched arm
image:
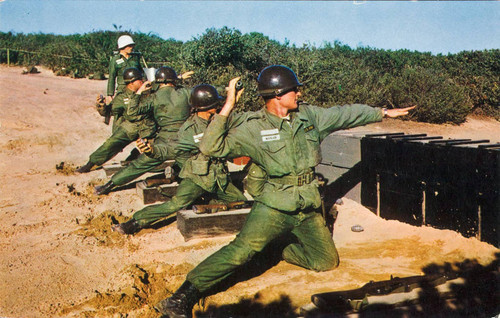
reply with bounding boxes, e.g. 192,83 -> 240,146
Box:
178,71 -> 194,80
384,106 -> 416,118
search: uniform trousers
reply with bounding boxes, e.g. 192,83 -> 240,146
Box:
186,201 -> 339,292
132,178 -> 246,227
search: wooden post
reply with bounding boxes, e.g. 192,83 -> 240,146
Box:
376,174 -> 380,217
7,48 -> 9,67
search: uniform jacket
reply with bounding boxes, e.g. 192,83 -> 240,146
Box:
175,114 -> 228,192
111,88 -> 156,138
200,102 -> 383,212
107,52 -> 142,96
127,85 -> 191,161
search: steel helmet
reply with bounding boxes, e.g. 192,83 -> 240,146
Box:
123,67 -> 143,84
190,84 -> 224,111
257,65 -> 303,98
117,35 -> 135,49
155,66 -> 178,83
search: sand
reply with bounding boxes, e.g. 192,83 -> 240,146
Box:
0,65 -> 498,317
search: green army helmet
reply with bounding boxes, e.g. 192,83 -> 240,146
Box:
190,84 -> 224,111
155,66 -> 178,84
123,67 -> 143,84
257,65 -> 303,98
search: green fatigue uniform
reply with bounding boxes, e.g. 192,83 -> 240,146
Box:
88,88 -> 156,166
185,103 -> 383,293
110,86 -> 191,186
107,52 -> 142,97
131,114 -> 247,227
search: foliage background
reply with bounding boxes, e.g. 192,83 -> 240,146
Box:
1,27 -> 498,124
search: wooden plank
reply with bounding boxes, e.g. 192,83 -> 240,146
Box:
177,208 -> 251,241
102,159 -> 175,176
136,180 -> 179,204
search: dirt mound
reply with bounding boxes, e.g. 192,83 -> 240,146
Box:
60,262 -> 196,317
72,210 -> 133,248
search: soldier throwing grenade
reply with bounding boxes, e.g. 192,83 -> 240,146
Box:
155,65 -> 415,318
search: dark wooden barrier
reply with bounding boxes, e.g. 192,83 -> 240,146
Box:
361,134 -> 499,247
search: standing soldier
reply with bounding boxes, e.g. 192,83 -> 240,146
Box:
111,83 -> 247,235
76,67 -> 156,173
155,66 -> 415,317
94,66 -> 193,195
106,34 -> 143,106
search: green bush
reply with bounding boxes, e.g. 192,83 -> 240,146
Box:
385,66 -> 472,124
1,28 -> 498,124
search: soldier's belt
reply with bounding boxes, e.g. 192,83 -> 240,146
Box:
209,157 -> 226,164
270,171 -> 315,186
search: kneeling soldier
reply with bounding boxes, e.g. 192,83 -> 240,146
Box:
93,66 -> 192,194
76,67 -> 155,173
111,82 -> 247,234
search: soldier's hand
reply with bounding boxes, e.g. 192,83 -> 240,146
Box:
220,77 -> 241,117
105,95 -> 113,105
137,81 -> 152,95
179,71 -> 194,80
384,105 -> 416,118
236,88 -> 244,103
136,138 -> 152,154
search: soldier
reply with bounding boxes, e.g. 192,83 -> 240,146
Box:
76,67 -> 156,173
94,66 -> 193,195
111,83 -> 247,235
106,34 -> 143,106
155,65 -> 415,317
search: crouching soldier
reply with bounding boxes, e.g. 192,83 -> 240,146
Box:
76,67 -> 156,173
155,66 -> 415,317
93,66 -> 193,194
111,83 -> 247,234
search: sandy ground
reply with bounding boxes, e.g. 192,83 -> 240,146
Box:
0,65 -> 498,318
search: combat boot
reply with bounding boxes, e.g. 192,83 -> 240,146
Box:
94,181 -> 114,195
111,219 -> 141,235
155,281 -> 201,318
76,161 -> 95,173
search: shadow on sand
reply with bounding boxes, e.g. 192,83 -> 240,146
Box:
194,251 -> 499,318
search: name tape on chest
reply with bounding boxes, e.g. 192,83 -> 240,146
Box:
116,58 -> 124,65
262,134 -> 280,142
193,132 -> 204,143
260,128 -> 279,136
261,128 -> 280,142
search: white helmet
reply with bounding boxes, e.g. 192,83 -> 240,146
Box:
117,35 -> 135,49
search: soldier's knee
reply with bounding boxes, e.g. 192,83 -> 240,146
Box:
312,254 -> 340,272
224,237 -> 259,265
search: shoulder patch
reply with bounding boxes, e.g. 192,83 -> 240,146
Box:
304,124 -> 315,133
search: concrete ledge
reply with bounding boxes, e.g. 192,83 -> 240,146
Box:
177,208 -> 251,241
